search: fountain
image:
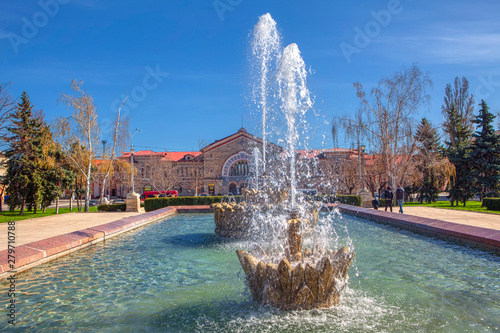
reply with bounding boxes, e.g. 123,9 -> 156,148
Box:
229,13 -> 355,310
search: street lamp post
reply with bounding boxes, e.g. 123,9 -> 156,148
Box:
129,128 -> 141,193
359,144 -> 371,208
361,145 -> 367,191
126,128 -> 141,212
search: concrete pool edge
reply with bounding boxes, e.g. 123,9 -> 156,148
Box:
0,206 -> 212,280
335,204 -> 500,254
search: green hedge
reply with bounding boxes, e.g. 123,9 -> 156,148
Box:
98,202 -> 144,212
482,198 -> 500,210
144,196 -> 242,212
306,195 -> 362,207
376,199 -> 394,207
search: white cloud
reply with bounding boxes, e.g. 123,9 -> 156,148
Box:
376,24 -> 500,65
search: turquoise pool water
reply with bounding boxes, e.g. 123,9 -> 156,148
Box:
2,213 -> 499,332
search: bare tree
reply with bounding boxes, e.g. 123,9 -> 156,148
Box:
333,64 -> 432,189
0,83 -> 15,211
55,80 -> 100,212
442,77 -> 475,147
98,97 -> 129,202
143,156 -> 180,194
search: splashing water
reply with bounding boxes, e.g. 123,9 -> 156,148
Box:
277,43 -> 313,209
250,13 -> 281,173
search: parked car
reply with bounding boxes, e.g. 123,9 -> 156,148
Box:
89,200 -> 99,206
112,199 -> 125,204
140,190 -> 178,201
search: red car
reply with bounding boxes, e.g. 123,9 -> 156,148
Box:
140,190 -> 178,201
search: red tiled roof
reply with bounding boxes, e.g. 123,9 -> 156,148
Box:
162,151 -> 202,162
119,150 -> 201,162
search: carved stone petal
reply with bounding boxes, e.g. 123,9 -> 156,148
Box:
236,249 -> 249,269
266,263 -> 281,292
317,256 -> 332,301
333,246 -> 351,260
242,253 -> 259,279
291,263 -> 305,302
293,284 -> 315,307
256,261 -> 267,286
251,261 -> 266,302
304,263 -> 318,300
262,284 -> 281,307
278,258 -> 292,304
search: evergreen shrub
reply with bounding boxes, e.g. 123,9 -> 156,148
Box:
98,202 -> 144,212
144,196 -> 242,212
307,195 -> 362,206
482,198 -> 500,211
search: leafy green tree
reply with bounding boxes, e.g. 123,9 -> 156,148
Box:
444,104 -> 475,207
5,92 -> 61,214
5,92 -> 40,214
470,100 -> 500,199
441,77 -> 476,207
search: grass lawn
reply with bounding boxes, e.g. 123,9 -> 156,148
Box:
0,206 -> 98,223
404,200 -> 500,214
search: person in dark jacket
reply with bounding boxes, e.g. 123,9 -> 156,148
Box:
396,184 -> 405,213
384,186 -> 393,212
372,195 -> 380,210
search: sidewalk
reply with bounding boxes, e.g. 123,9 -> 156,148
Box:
402,206 -> 500,231
0,211 -> 144,249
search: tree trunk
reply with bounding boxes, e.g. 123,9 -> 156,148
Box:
0,185 -> 4,212
19,198 -> 25,216
100,172 -> 110,204
56,196 -> 59,214
69,192 -> 73,211
85,163 -> 92,212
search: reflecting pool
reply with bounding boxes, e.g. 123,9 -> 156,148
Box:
1,213 -> 499,332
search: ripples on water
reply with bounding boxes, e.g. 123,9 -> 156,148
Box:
1,213 -> 499,332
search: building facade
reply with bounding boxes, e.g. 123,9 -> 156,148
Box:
92,127 -> 380,198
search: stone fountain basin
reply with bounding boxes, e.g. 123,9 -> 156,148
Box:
236,246 -> 354,310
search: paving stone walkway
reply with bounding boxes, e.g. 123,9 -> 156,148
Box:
391,206 -> 500,231
0,211 -> 144,248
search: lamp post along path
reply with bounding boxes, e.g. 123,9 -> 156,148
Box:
359,145 -> 371,208
126,128 -> 142,212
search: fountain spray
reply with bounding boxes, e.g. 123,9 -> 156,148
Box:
251,13 -> 281,173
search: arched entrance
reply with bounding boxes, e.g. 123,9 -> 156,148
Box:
228,183 -> 237,195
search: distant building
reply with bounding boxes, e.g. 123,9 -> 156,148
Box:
91,127 -> 377,198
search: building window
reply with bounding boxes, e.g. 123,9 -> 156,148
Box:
141,167 -> 145,178
229,161 -> 249,177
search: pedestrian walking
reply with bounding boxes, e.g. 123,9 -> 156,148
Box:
384,186 -> 393,212
396,184 -> 405,214
372,195 -> 380,210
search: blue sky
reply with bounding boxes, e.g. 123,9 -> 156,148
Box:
1,0 -> 500,152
